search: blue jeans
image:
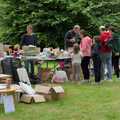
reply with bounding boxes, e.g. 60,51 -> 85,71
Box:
100,52 -> 112,80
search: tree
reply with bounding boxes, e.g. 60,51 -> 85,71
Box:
1,0 -> 120,48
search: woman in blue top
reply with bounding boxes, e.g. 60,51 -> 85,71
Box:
21,25 -> 38,80
21,25 -> 37,47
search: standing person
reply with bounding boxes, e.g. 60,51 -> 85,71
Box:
92,36 -> 101,84
21,25 -> 38,80
80,29 -> 92,82
64,25 -> 80,52
107,27 -> 120,79
72,43 -> 82,83
21,24 -> 37,47
99,25 -> 112,81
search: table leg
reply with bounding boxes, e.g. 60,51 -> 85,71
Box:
38,63 -> 42,83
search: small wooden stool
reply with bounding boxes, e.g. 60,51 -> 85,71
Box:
0,88 -> 16,113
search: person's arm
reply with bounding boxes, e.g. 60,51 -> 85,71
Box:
79,51 -> 83,58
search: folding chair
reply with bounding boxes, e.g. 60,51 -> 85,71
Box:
17,67 -> 31,86
17,67 -> 46,103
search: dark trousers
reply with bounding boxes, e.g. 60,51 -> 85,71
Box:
25,60 -> 34,79
112,55 -> 119,78
92,55 -> 101,83
81,56 -> 90,80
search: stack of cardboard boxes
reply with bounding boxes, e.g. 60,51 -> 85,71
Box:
19,84 -> 64,103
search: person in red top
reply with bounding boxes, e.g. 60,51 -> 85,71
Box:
99,27 -> 112,53
99,25 -> 112,81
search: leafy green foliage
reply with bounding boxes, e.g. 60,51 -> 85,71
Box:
0,0 -> 120,47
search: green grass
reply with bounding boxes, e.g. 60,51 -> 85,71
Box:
1,78 -> 120,120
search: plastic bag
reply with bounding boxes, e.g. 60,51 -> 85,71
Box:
52,70 -> 68,83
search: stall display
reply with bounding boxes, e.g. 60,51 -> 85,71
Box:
22,48 -> 71,82
0,45 -> 71,83
1,58 -> 22,84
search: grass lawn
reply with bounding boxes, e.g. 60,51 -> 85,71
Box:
1,78 -> 120,120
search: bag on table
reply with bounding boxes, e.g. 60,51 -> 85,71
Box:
52,70 -> 68,83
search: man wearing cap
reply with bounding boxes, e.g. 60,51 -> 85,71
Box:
64,25 -> 81,51
99,25 -> 113,81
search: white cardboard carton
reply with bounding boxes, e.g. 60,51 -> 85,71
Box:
35,85 -> 64,101
20,94 -> 46,103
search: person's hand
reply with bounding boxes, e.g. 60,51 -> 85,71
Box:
80,51 -> 83,57
115,53 -> 119,56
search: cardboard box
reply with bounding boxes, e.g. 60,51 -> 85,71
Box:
35,85 -> 64,101
23,46 -> 40,56
50,86 -> 64,100
35,85 -> 52,101
20,94 -> 46,103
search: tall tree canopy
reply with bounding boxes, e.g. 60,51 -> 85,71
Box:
0,0 -> 120,48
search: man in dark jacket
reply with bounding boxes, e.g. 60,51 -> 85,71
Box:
64,25 -> 80,50
108,27 -> 120,79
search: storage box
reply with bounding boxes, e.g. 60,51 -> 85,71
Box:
23,46 -> 40,56
35,84 -> 64,101
20,94 -> 46,103
50,86 -> 64,100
